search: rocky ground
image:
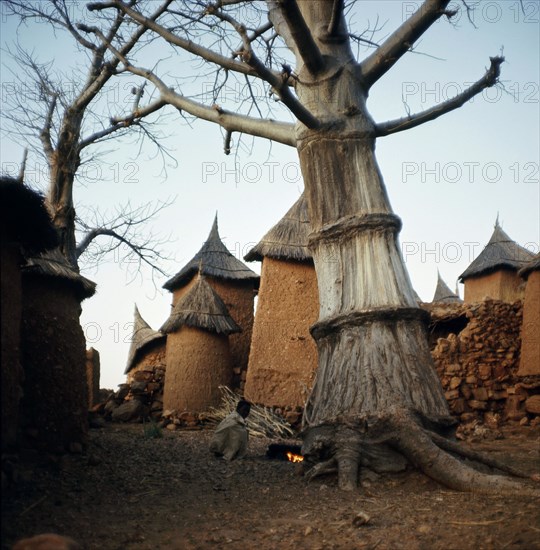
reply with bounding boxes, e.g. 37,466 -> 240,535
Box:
2,422 -> 539,550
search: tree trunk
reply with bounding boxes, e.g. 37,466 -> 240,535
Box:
291,1 -> 538,494
46,114 -> 83,269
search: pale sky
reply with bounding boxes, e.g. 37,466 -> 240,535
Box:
1,1 -> 538,389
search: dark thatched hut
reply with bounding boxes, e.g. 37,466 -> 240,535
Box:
19,248 -> 96,453
244,194 -> 319,408
0,177 -> 58,451
459,221 -> 534,303
124,305 -> 166,383
518,254 -> 540,376
432,272 -> 462,304
161,273 -> 241,413
163,215 -> 258,386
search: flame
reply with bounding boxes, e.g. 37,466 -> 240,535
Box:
286,451 -> 304,463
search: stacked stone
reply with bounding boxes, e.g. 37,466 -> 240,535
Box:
429,299 -> 540,427
101,365 -> 166,423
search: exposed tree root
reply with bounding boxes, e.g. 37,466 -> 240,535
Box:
302,411 -> 540,496
429,431 -> 535,480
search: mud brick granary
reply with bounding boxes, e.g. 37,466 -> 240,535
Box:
163,215 -> 259,387
124,304 -> 166,383
160,273 -> 241,412
459,221 -> 534,303
0,177 -> 58,451
20,248 -> 96,453
244,194 -> 319,408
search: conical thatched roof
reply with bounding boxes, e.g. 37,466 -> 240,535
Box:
124,305 -> 166,374
161,274 -> 241,335
432,272 -> 462,303
163,215 -> 259,291
244,193 -> 312,262
22,248 -> 96,300
519,253 -> 540,280
459,222 -> 535,281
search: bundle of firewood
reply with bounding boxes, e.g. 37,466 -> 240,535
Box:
205,386 -> 296,438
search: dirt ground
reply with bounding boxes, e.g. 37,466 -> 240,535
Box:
2,422 -> 539,550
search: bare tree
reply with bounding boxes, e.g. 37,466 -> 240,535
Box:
76,197 -> 175,283
2,0 -> 172,272
85,0 -> 538,494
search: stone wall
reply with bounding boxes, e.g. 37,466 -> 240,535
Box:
428,299 -> 540,429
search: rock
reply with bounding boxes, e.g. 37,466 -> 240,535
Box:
468,400 -> 488,411
116,384 -> 130,401
166,423 -> 177,431
472,387 -> 489,401
445,389 -> 459,400
525,395 -> 540,415
130,381 -> 147,393
111,399 -> 143,423
484,412 -> 500,429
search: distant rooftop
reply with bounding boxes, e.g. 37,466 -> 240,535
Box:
459,221 -> 534,281
163,215 -> 259,291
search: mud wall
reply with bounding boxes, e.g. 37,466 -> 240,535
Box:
245,258 -> 319,408
464,270 -> 525,304
1,244 -> 24,450
163,326 -> 233,413
518,270 -> 540,376
19,275 -> 89,452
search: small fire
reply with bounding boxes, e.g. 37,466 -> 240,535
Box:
286,451 -> 304,463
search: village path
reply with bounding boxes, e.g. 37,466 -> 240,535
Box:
2,423 -> 539,550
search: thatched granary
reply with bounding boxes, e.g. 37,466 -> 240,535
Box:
124,305 -> 166,383
459,221 -> 534,303
518,254 -> 540,376
432,272 -> 462,304
19,248 -> 96,453
0,177 -> 58,451
244,193 -> 319,408
163,215 -> 259,385
161,273 -> 241,413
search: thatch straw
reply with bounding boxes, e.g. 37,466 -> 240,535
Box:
23,248 -> 96,300
518,253 -> 540,280
0,176 -> 58,253
160,274 -> 241,335
432,272 -> 462,303
205,386 -> 296,438
124,305 -> 166,374
459,222 -> 534,281
244,193 -> 312,263
163,215 -> 259,291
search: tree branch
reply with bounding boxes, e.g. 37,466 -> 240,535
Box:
360,0 -> 452,89
78,98 -> 167,150
39,93 -> 57,162
375,56 -> 504,137
327,0 -> 344,37
87,0 -> 257,77
133,64 -> 296,146
205,4 -> 320,128
275,0 -> 324,74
